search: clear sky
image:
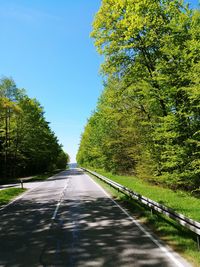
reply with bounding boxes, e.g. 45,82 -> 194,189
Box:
0,0 -> 198,163
0,0 -> 102,163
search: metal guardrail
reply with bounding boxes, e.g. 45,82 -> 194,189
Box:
82,168 -> 200,249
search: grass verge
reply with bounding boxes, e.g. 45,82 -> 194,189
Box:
0,188 -> 26,207
26,173 -> 53,182
88,170 -> 200,267
19,168 -> 67,183
93,169 -> 200,222
0,168 -> 67,185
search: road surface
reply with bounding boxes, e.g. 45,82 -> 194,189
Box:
0,169 -> 191,267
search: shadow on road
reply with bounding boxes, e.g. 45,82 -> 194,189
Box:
0,169 -> 187,267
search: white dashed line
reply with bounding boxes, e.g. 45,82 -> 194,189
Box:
51,178 -> 69,220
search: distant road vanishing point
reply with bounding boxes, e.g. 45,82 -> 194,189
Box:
0,168 -> 191,267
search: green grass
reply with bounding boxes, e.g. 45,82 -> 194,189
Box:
19,168 -> 66,183
88,170 -> 200,267
93,169 -> 200,222
0,188 -> 26,206
0,168 -> 67,185
26,173 -> 52,182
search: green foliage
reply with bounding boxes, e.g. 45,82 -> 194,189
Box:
0,188 -> 26,206
0,77 -> 68,179
93,168 -> 200,221
77,0 -> 200,191
56,151 -> 70,169
90,172 -> 200,267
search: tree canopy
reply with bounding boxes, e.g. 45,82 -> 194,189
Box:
77,0 -> 200,191
0,77 -> 69,179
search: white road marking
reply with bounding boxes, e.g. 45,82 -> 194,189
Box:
0,171 -> 68,212
88,173 -> 188,267
0,183 -> 42,211
51,179 -> 69,220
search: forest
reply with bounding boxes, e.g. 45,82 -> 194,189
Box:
0,77 -> 69,180
77,0 -> 200,191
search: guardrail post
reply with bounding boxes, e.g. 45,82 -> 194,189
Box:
83,168 -> 200,241
151,208 -> 153,216
20,179 -> 23,189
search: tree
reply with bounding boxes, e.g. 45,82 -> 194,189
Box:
77,0 -> 200,191
0,77 -> 69,180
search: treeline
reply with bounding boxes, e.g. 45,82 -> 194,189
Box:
77,0 -> 200,191
0,77 -> 69,180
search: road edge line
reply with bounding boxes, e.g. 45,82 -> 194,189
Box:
0,184 -> 41,211
0,170 -> 68,212
86,172 -> 190,267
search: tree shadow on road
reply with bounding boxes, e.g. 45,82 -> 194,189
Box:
0,178 -> 189,267
42,196 -> 180,267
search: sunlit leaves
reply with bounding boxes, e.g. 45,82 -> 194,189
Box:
0,77 -> 69,179
78,0 -> 200,191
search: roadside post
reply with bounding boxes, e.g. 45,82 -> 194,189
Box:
82,168 -> 200,250
20,179 -> 23,189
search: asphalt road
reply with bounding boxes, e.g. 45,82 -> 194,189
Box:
0,169 -> 191,267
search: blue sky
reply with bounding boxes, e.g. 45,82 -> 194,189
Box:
0,0 -> 198,162
0,0 -> 102,162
